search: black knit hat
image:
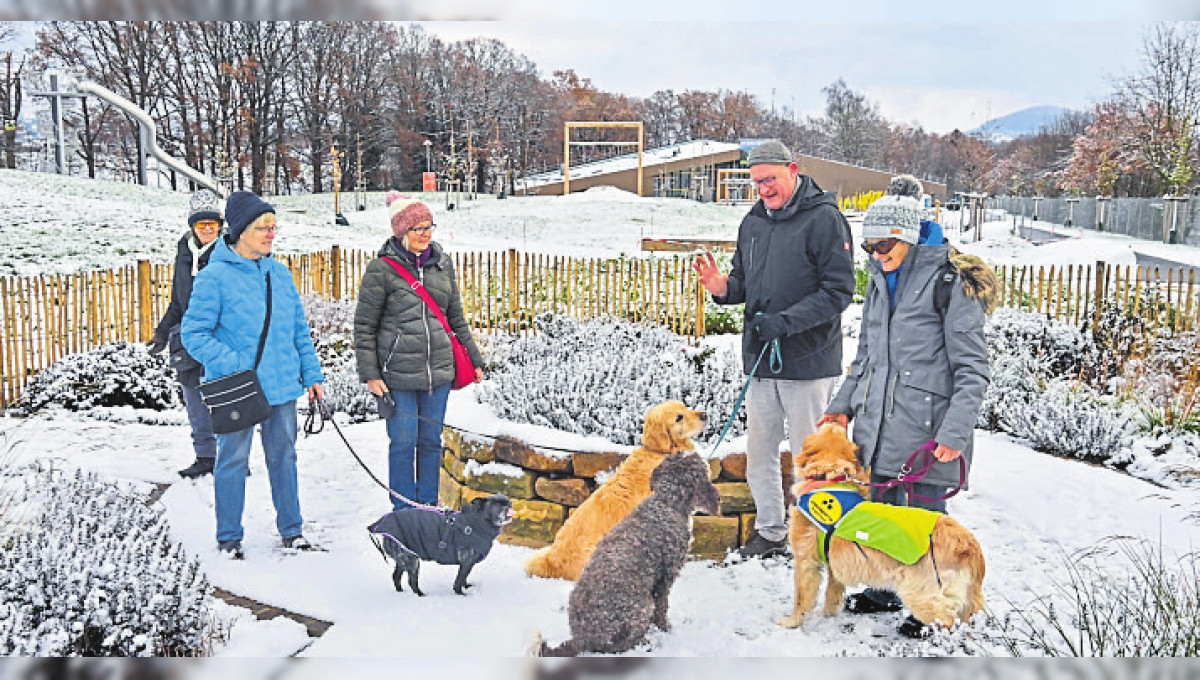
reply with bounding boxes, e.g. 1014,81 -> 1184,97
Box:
224,191 -> 275,242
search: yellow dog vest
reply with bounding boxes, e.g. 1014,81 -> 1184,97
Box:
797,482 -> 942,565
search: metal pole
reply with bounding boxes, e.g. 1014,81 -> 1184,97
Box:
50,73 -> 65,175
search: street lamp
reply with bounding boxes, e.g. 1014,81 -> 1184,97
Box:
423,139 -> 432,172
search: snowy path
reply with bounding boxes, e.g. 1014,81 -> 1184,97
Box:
4,410 -> 1197,657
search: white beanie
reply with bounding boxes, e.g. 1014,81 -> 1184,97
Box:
862,174 -> 925,244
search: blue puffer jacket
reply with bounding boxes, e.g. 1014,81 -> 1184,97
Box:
181,238 -> 324,405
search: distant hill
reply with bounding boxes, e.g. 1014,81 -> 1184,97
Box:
969,105 -> 1071,142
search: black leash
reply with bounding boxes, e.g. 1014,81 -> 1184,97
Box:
303,396 -> 442,511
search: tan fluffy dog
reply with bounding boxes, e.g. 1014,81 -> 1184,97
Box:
779,423 -> 986,630
524,400 -> 707,581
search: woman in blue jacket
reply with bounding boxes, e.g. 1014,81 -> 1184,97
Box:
182,191 -> 325,559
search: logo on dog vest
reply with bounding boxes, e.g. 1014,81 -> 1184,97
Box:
797,483 -> 864,535
807,491 -> 845,524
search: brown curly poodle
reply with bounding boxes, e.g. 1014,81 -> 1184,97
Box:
524,400 -> 707,581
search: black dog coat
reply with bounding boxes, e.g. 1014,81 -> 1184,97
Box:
369,507 -> 501,565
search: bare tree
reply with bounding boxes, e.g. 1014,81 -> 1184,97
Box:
0,22 -> 23,169
818,78 -> 888,167
1118,22 -> 1200,193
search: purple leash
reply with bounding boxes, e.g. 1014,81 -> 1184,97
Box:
867,439 -> 967,505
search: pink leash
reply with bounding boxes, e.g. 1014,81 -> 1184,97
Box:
865,439 -> 967,505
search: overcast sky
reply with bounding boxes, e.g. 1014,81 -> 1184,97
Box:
420,21 -> 1156,134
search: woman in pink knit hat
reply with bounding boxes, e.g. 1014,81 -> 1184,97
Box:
353,192 -> 484,510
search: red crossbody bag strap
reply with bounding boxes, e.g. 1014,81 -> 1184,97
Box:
380,256 -> 456,338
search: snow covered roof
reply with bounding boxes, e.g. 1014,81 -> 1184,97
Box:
516,139 -> 741,191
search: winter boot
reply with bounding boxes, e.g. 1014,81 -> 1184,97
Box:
178,457 -> 215,478
282,534 -> 315,550
218,540 -> 244,560
844,589 -> 904,614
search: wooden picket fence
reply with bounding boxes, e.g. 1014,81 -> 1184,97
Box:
0,247 -> 705,409
6,251 -> 1194,411
995,262 -> 1200,333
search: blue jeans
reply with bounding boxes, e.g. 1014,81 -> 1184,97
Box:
180,381 -> 217,460
213,401 -> 303,542
384,383 -> 451,510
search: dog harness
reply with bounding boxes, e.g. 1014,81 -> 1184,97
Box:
797,481 -> 942,565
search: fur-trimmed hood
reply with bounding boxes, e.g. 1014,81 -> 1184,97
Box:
947,247 -> 1000,315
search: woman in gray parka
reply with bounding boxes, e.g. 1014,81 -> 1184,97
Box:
354,193 -> 484,511
816,176 -> 997,629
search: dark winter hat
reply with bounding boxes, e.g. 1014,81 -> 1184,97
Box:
224,191 -> 275,242
187,189 -> 224,230
385,191 -> 434,239
863,174 -> 926,245
746,139 -> 794,167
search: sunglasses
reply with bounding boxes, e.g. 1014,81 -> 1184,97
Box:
861,238 -> 901,256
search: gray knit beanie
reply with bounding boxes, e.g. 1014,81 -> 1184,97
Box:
862,174 -> 925,244
187,189 -> 224,230
746,139 -> 793,167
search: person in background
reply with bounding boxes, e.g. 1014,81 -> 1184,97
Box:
353,192 -> 484,511
693,139 -> 856,558
817,175 -> 994,636
147,189 -> 223,479
182,191 -> 325,559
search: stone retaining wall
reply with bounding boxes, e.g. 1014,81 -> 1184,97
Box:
438,429 -> 795,560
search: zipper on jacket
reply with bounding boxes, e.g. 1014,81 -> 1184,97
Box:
418,266 -> 434,392
746,236 -> 756,278
382,333 -> 401,374
887,373 -> 900,416
861,367 -> 874,413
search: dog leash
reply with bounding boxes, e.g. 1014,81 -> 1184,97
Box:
704,337 -> 780,459
862,439 -> 967,505
303,396 -> 445,512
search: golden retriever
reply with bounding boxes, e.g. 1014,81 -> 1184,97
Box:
779,423 -> 985,630
524,400 -> 707,581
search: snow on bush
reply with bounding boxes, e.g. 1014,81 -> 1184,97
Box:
0,468 -> 221,656
1005,381 -> 1135,464
16,342 -> 181,414
475,314 -> 745,446
985,307 -> 1096,383
302,295 -> 374,422
976,351 -> 1043,432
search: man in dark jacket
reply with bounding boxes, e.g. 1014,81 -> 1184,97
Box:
147,189 -> 223,478
694,140 -> 855,558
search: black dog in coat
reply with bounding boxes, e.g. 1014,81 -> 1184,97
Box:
368,494 -> 513,595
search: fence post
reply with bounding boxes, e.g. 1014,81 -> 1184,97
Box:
1093,260 -> 1106,334
331,245 -> 342,299
137,259 -> 152,342
507,249 -> 519,329
695,277 -> 706,338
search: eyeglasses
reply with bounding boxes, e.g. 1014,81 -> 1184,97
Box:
861,238 -> 901,255
750,176 -> 779,189
252,225 -> 279,234
408,224 -> 436,235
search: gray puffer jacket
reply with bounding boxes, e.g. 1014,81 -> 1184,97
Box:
354,239 -> 484,392
827,244 -> 991,488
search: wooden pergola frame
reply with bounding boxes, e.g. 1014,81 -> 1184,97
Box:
563,121 -> 644,196
717,168 -> 756,204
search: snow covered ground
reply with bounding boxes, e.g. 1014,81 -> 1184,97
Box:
3,171 -> 1200,657
3,395 -> 1197,658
